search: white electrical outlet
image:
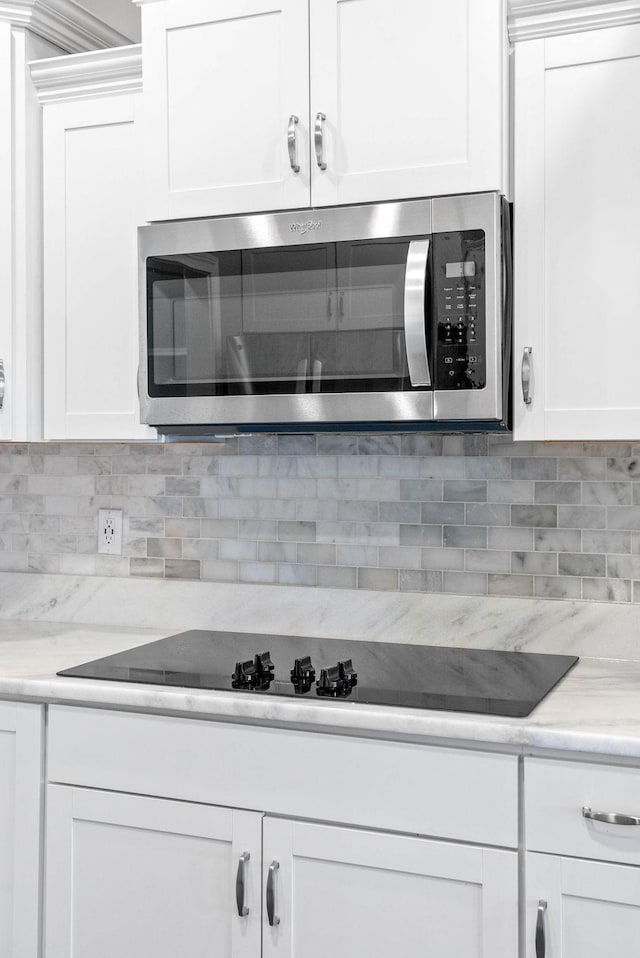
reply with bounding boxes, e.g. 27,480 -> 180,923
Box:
98,509 -> 123,555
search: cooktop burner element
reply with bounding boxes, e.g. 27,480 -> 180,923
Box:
58,630 -> 578,718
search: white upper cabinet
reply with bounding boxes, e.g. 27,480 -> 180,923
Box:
37,48 -> 155,441
140,0 -> 508,221
513,23 -> 640,440
142,0 -> 311,220
309,0 -> 508,208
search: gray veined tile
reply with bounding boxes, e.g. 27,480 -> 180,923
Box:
421,547 -> 465,571
399,435 -> 443,457
421,502 -> 464,525
607,457 -> 640,480
277,563 -> 317,586
400,479 -> 443,501
399,524 -> 442,547
534,482 -> 581,505
464,457 -> 510,480
165,559 -> 201,580
379,501 -> 421,524
557,506 -> 605,529
358,567 -> 399,591
488,526 -> 534,551
442,571 -> 488,595
241,562 -> 278,584
582,530 -> 631,554
379,545 -> 422,569
487,480 -> 534,504
534,576 -> 582,599
606,554 -> 640,579
464,549 -> 510,573
277,434 -> 316,456
511,551 -> 558,575
297,542 -> 336,565
297,499 -> 339,521
606,507 -> 640,531
337,456 -> 380,479
558,458 -> 606,481
488,574 -> 534,597
582,482 -> 631,506
558,553 -> 606,578
357,435 -> 401,456
257,541 -> 297,563
443,525 -> 487,549
465,503 -> 510,526
534,528 -> 581,553
419,457 -> 466,479
398,569 -> 442,593
511,458 -> 558,481
336,545 -> 378,567
443,480 -> 487,502
317,566 -> 358,589
582,578 -> 632,602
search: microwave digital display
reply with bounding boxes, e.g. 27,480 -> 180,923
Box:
446,261 -> 476,279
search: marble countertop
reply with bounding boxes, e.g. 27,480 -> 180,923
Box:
0,571 -> 638,758
1,617 -> 640,760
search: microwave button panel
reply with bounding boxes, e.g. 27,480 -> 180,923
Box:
432,230 -> 486,390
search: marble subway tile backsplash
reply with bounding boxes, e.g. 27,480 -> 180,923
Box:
2,435 -> 640,602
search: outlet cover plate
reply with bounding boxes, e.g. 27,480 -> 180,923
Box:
98,508 -> 123,555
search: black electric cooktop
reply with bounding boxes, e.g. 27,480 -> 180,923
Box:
58,630 -> 578,718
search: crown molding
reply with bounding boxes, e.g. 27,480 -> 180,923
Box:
0,0 -> 133,52
30,43 -> 141,102
509,0 -> 640,40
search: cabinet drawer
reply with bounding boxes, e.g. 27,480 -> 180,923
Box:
526,757 -> 640,865
48,706 -> 517,848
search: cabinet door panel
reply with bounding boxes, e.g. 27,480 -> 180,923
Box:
44,786 -> 262,958
0,702 -> 42,958
143,0 -> 310,219
309,0 -> 507,206
514,25 -> 640,440
264,818 -> 518,958
526,852 -> 640,957
42,94 -> 154,440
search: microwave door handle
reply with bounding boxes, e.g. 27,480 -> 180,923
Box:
296,357 -> 308,394
403,239 -> 431,387
311,359 -> 322,392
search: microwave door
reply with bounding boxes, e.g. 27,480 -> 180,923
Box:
403,238 -> 432,388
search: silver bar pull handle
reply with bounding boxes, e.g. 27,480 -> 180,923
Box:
0,359 -> 6,410
522,346 -> 532,405
583,806 -> 640,826
403,239 -> 431,387
287,115 -> 300,173
314,112 -> 327,170
235,851 -> 250,917
266,860 -> 280,927
536,900 -> 547,958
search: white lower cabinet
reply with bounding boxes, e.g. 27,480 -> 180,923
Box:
44,785 -> 517,958
526,853 -> 640,957
44,706 -> 519,957
263,818 -> 517,958
0,702 -> 43,958
44,787 -> 262,958
525,757 -> 640,957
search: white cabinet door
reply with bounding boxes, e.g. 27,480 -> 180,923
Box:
143,0 -> 310,220
44,785 -> 262,958
514,25 -> 640,441
42,93 -> 155,441
263,818 -> 518,958
526,852 -> 640,957
309,0 -> 508,207
0,702 -> 43,958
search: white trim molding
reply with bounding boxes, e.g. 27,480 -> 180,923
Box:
31,44 -> 141,101
0,0 -> 133,52
509,0 -> 640,40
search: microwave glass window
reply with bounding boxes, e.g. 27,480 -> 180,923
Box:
146,238 -> 424,398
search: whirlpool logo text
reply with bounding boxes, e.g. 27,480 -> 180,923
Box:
289,220 -> 322,235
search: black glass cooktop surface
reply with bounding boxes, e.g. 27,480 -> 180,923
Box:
58,630 -> 578,718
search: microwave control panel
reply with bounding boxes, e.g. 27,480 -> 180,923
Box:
432,229 -> 486,390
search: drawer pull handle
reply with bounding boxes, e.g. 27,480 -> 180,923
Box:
266,860 -> 280,927
536,900 -> 547,958
236,851 -> 250,917
582,806 -> 640,826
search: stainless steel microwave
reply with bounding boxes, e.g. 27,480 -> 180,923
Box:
138,193 -> 511,434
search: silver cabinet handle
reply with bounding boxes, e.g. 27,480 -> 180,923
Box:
0,359 -> 5,410
535,900 -> 547,958
266,860 -> 280,926
583,806 -> 640,826
522,346 -> 532,405
287,114 -> 300,173
235,851 -> 250,917
403,239 -> 431,387
314,112 -> 327,170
